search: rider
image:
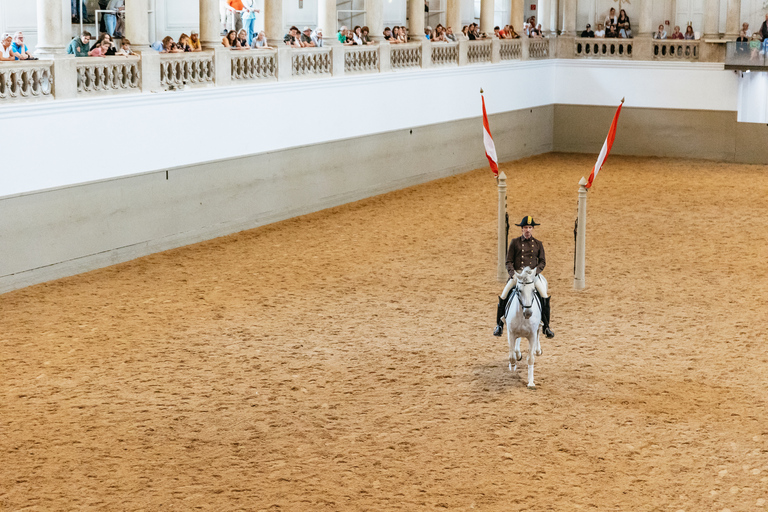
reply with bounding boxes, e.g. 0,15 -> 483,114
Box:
493,215 -> 555,338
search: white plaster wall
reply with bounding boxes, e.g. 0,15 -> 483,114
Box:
737,70 -> 768,123
577,0 -> 672,30
0,0 -> 40,50
384,0 -> 407,27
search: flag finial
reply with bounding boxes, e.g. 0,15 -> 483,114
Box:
480,88 -> 484,94
620,97 -> 625,104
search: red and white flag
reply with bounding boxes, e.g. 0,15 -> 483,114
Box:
586,98 -> 624,189
481,93 -> 499,177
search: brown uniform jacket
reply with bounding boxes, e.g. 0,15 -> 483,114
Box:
506,235 -> 546,277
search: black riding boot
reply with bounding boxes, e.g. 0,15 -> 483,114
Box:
541,296 -> 554,338
493,295 -> 508,336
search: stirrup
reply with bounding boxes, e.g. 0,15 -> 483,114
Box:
493,325 -> 503,337
543,327 -> 554,339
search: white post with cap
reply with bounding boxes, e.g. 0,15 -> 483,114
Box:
498,171 -> 508,283
574,176 -> 588,290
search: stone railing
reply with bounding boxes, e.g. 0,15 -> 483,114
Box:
159,51 -> 214,90
574,38 -> 634,58
500,39 -> 523,60
653,40 -> 700,60
344,45 -> 379,74
76,56 -> 140,95
432,41 -> 459,66
391,42 -> 421,70
467,40 -> 493,64
0,60 -> 53,103
230,49 -> 277,82
529,38 -> 552,59
292,47 -> 332,77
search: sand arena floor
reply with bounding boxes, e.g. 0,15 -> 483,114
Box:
1,153 -> 767,511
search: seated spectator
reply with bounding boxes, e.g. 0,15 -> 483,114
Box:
684,25 -> 695,40
605,23 -> 618,38
594,23 -> 605,37
750,33 -> 761,60
11,32 -> 35,60
283,26 -> 303,47
88,37 -> 112,57
252,31 -> 272,48
116,38 -> 135,56
236,28 -> 250,48
67,31 -> 92,57
741,22 -> 751,37
581,24 -> 594,37
312,28 -> 324,47
619,21 -> 633,38
669,25 -> 684,39
361,26 -> 375,44
188,31 -> 202,51
1,33 -> 19,61
300,26 -> 315,47
654,24 -> 667,39
446,26 -> 457,41
736,29 -> 748,42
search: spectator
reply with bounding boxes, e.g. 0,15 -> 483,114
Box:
606,22 -> 619,38
493,26 -> 501,38
177,33 -> 193,51
424,26 -> 432,40
433,25 -> 447,42
284,26 -> 303,47
236,28 -> 250,48
219,0 -> 229,35
88,37 -> 112,57
759,14 -> 768,40
594,23 -> 605,37
242,0 -> 260,46
71,0 -> 89,23
605,8 -> 618,31
531,24 -> 543,38
684,25 -> 695,40
446,26 -> 457,41
670,25 -> 684,39
153,36 -> 183,52
461,25 -> 469,38
90,33 -> 117,55
252,31 -> 272,48
384,26 -> 396,42
654,24 -> 667,39
226,0 -> 244,33
741,22 -> 751,38
361,26 -> 375,44
750,33 -> 761,60
736,29 -> 748,42
1,33 -> 19,61
312,28 -> 324,47
11,32 -> 35,60
620,22 -> 633,38
581,24 -> 594,37
104,0 -> 124,38
337,26 -> 353,45
67,31 -> 92,57
116,38 -> 135,56
352,26 -> 364,45
222,29 -> 238,48
188,31 -> 202,51
467,23 -> 477,40
301,26 -> 315,47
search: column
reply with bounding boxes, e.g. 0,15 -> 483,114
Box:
725,0 -> 740,39
447,0 -> 462,34
126,0 -> 150,49
265,0 -> 284,46
199,0 -> 221,48
319,0 -> 338,37
510,0 -> 524,34
480,0 -> 494,35
36,0 -> 69,54
703,0 -> 720,38
538,0 -> 551,35
639,0 -> 653,37
574,177 -> 588,290
366,0 -> 384,41
562,0 -> 576,35
408,0 -> 424,41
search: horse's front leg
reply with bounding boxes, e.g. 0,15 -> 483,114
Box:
514,337 -> 522,362
527,333 -> 538,389
507,328 -> 517,372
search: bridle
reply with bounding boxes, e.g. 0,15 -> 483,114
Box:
515,277 -> 536,310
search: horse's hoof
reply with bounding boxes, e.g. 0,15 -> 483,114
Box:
515,352 -> 522,362
508,362 -> 513,371
536,349 -> 542,356
527,383 -> 536,389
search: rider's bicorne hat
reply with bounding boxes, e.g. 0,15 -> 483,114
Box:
515,215 -> 540,227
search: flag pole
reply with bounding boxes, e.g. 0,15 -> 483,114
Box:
574,176 -> 588,290
498,171 -> 508,282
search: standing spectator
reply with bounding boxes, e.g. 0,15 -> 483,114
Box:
1,33 -> 19,61
618,9 -> 632,38
424,26 -> 433,40
242,0 -> 260,46
220,0 -> 230,35
760,14 -> 768,40
468,23 -> 477,40
226,0 -> 244,33
684,25 -> 695,40
312,28 -> 324,47
741,22 -> 751,37
670,25 -> 684,39
461,25 -> 469,37
604,8 -> 618,31
581,24 -> 594,37
11,32 -> 35,60
103,0 -> 124,37
72,0 -> 89,23
67,31 -> 92,56
188,31 -> 202,51
594,23 -> 605,37
384,26 -> 396,42
493,26 -> 501,38
301,27 -> 315,47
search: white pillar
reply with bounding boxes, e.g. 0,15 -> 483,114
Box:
408,0 -> 424,41
703,0 -> 720,38
538,0 -> 551,35
199,0 -> 221,48
366,0 -> 384,41
562,0 -> 577,35
319,0 -> 338,36
36,0 -> 69,55
126,0 -> 150,49
574,177 -> 588,290
265,0 -> 284,47
725,0 -> 740,39
639,0 -> 653,37
480,0 -> 494,35
510,0 -> 524,34
447,0 -> 462,34
497,171 -> 508,283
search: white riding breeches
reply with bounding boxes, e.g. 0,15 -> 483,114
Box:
500,274 -> 549,299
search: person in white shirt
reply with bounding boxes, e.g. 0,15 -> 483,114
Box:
654,24 -> 667,39
1,33 -> 19,61
312,28 -> 323,47
594,23 -> 605,37
604,8 -> 618,31
742,22 -> 752,37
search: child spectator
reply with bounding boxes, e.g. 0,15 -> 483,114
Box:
88,37 -> 112,57
116,38 -> 135,55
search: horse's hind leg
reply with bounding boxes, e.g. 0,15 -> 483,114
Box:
507,329 -> 517,371
527,336 -> 537,389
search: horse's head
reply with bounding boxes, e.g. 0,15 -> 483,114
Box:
515,267 -> 537,319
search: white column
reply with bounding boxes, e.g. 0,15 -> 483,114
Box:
36,0 -> 69,54
497,172 -> 508,283
366,0 -> 385,41
447,0 -> 462,34
639,0 -> 653,37
538,0 -> 551,35
703,0 -> 720,38
574,177 -> 588,290
265,0 -> 284,47
408,0 -> 425,40
480,0 -> 494,35
199,0 -> 221,48
562,0 -> 576,35
725,0 -> 740,38
510,0 -> 524,34
126,0 -> 150,49
319,0 -> 338,36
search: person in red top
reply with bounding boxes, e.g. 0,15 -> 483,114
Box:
226,0 -> 244,32
669,25 -> 684,39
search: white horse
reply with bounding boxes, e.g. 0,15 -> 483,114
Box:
505,267 -> 543,389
